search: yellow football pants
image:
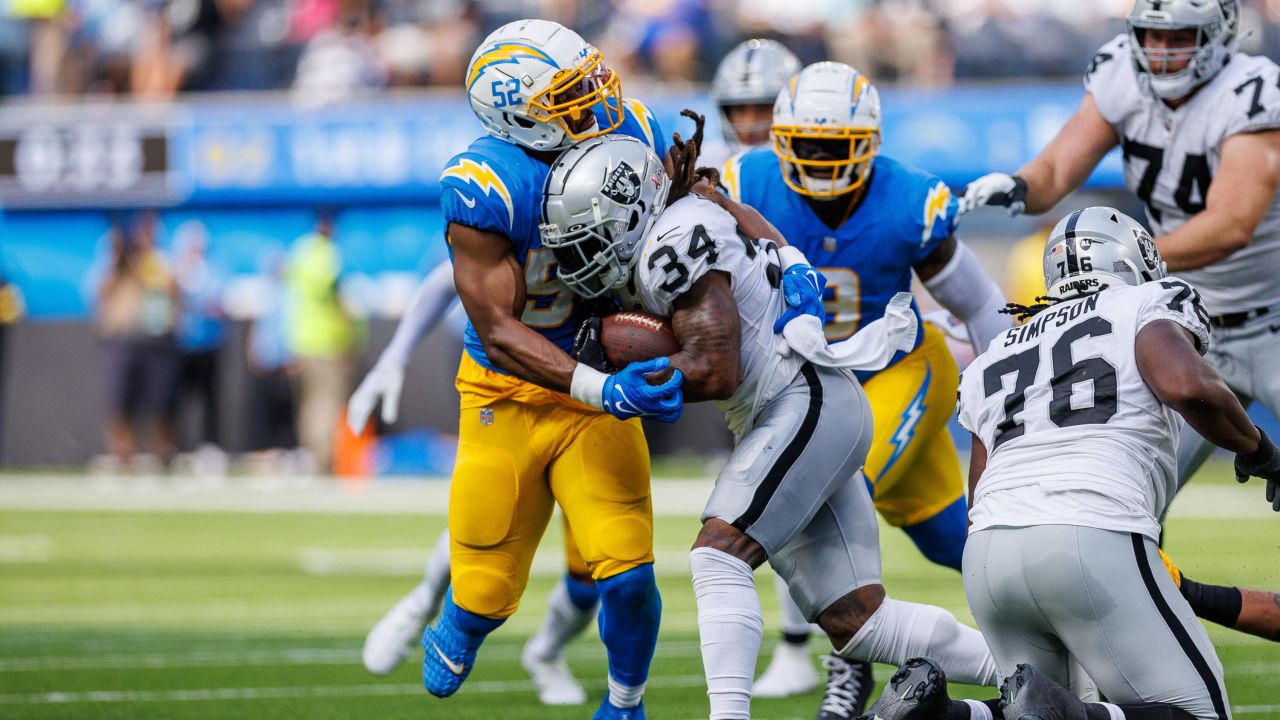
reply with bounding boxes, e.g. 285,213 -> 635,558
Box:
448,354 -> 653,619
863,324 -> 966,528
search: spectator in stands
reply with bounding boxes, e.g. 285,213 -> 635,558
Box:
169,220 -> 228,474
286,210 -> 360,473
131,0 -> 229,99
602,0 -> 714,84
292,0 -> 386,106
93,213 -> 180,471
246,246 -> 298,457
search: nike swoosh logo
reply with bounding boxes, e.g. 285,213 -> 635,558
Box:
432,641 -> 465,675
455,190 -> 477,209
1269,323 -> 1280,334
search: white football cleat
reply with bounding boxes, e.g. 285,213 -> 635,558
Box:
521,639 -> 587,705
753,639 -> 820,698
362,590 -> 433,676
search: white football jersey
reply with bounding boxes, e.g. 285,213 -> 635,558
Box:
1086,35 -> 1280,314
957,278 -> 1212,540
631,194 -> 802,436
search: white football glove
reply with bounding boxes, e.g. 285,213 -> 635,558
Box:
347,362 -> 405,434
922,309 -> 971,344
958,173 -> 1027,216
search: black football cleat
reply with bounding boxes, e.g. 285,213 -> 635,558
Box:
817,654 -> 876,719
855,657 -> 949,720
999,664 -> 1088,720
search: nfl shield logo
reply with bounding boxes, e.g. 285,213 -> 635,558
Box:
479,408 -> 494,426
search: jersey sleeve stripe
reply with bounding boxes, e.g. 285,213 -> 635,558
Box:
441,158 -> 515,229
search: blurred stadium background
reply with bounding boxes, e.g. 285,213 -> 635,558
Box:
0,0 -> 1278,717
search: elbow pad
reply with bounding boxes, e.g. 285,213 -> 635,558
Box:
923,241 -> 1013,352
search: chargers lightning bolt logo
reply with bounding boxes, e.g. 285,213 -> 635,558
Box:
441,158 -> 515,228
466,43 -> 558,91
880,366 -> 932,479
922,182 -> 951,246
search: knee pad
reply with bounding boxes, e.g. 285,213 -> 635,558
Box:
589,509 -> 654,578
449,547 -> 519,618
902,497 -> 968,571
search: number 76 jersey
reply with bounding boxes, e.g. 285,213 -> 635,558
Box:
956,278 -> 1211,540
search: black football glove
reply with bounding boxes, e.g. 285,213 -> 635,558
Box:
573,316 -> 614,374
1234,427 -> 1280,512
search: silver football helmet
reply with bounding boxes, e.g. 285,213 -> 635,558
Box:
1128,0 -> 1238,100
1044,207 -> 1167,299
540,136 -> 671,298
711,39 -> 800,146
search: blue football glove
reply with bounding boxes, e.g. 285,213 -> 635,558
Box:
774,264 -> 828,333
602,357 -> 684,423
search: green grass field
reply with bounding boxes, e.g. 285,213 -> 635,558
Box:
0,463 -> 1277,719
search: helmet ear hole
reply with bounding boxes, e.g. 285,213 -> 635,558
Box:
511,115 -> 536,129
627,210 -> 640,232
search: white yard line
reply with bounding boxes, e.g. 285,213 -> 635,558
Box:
0,534 -> 50,562
0,641 -> 706,672
0,673 -> 709,705
0,474 -> 1269,519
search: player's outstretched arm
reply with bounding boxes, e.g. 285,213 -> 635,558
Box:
916,236 -> 1012,353
1135,319 -> 1259,453
347,261 -> 458,432
665,270 -> 741,402
962,94 -> 1117,216
1154,129 -> 1280,271
449,223 -> 580,392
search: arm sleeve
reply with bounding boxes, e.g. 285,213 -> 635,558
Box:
1135,276 -> 1212,355
922,240 -> 1014,353
378,260 -> 458,368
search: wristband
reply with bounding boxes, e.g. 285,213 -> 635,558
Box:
570,363 -> 608,410
777,245 -> 811,271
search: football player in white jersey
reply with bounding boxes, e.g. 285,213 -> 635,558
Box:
859,207 -> 1280,720
959,0 -> 1280,497
709,36 -> 830,703
541,128 -> 1002,720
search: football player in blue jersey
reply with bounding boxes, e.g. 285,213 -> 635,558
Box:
723,61 -> 1014,719
418,20 -> 680,720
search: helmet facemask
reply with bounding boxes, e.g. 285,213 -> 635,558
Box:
773,127 -> 879,198
527,49 -> 625,144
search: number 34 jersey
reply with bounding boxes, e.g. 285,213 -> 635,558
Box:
630,194 -> 800,437
1086,34 -> 1280,314
957,278 -> 1211,541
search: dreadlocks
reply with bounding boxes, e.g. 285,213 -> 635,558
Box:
1000,295 -> 1067,322
666,109 -> 708,204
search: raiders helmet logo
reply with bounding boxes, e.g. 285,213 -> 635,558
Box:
1136,231 -> 1159,270
602,161 -> 642,205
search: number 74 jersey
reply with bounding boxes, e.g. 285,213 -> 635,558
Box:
1086,34 -> 1280,314
956,278 -> 1211,540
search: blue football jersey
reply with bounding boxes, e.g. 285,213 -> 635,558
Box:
441,99 -> 666,373
724,148 -> 958,378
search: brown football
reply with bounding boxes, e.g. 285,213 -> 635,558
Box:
601,311 -> 680,367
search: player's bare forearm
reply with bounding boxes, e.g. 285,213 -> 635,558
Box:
1017,93 -> 1118,215
1157,130 -> 1280,271
667,271 -> 741,402
1135,320 -> 1259,454
1236,588 -> 1280,642
449,223 -> 577,393
912,235 -> 956,282
966,435 -> 987,532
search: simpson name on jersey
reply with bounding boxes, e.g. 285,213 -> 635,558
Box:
958,277 -> 1211,541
